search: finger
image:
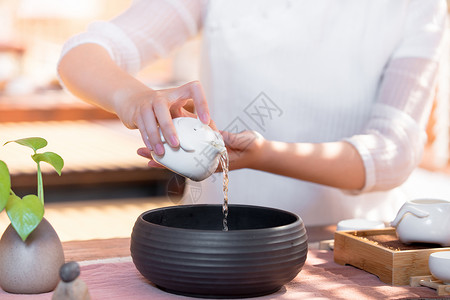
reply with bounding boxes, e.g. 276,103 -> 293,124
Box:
219,130 -> 237,147
169,98 -> 189,118
137,121 -> 152,150
137,147 -> 166,168
137,147 -> 166,169
209,119 -> 219,132
171,100 -> 217,131
172,107 -> 217,134
171,107 -> 198,119
140,106 -> 165,156
148,160 -> 165,168
136,116 -> 152,150
169,81 -> 210,125
153,97 -> 179,148
188,81 -> 210,124
137,147 -> 152,159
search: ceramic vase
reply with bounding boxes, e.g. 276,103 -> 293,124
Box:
0,218 -> 65,294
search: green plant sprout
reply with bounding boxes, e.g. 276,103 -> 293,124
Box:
0,137 -> 63,241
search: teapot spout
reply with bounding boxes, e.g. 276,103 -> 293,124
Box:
212,131 -> 226,154
212,141 -> 226,154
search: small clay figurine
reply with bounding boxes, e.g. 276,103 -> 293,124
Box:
52,261 -> 91,300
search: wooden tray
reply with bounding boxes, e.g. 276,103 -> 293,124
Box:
410,275 -> 450,296
334,228 -> 450,285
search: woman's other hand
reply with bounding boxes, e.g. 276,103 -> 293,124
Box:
137,129 -> 264,171
220,130 -> 265,171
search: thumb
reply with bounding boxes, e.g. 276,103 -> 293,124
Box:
219,130 -> 239,148
220,130 -> 264,150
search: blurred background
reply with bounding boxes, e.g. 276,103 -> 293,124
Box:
0,0 -> 199,240
0,1 -> 449,241
0,0 -> 200,198
0,0 -> 200,92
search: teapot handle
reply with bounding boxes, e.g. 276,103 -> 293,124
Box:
159,130 -> 197,152
179,138 -> 197,152
390,206 -> 429,227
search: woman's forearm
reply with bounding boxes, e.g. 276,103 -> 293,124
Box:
253,140 -> 366,190
58,43 -> 211,155
57,43 -> 152,122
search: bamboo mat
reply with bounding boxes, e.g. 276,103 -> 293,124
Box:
0,249 -> 439,299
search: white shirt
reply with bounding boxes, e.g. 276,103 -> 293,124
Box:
60,0 -> 448,225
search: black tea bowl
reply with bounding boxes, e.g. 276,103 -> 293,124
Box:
130,204 -> 308,298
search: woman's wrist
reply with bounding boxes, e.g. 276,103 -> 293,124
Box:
245,132 -> 266,170
113,87 -> 155,129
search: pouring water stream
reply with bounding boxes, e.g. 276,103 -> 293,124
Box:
219,150 -> 230,231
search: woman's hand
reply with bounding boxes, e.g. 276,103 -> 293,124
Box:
136,147 -> 163,168
137,129 -> 265,171
116,81 -> 210,156
58,44 -> 210,157
220,130 -> 265,171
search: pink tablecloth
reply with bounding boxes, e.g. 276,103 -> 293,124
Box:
0,249 -> 441,300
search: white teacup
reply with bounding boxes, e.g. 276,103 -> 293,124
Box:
429,251 -> 450,284
336,219 -> 385,231
391,199 -> 450,247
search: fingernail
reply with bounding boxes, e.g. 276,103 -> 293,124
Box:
200,113 -> 210,124
170,135 -> 179,147
143,138 -> 152,150
155,143 -> 165,156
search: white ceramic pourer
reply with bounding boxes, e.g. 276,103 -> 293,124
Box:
391,199 -> 450,247
151,117 -> 226,181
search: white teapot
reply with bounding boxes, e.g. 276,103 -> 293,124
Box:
391,199 -> 450,247
151,117 -> 226,181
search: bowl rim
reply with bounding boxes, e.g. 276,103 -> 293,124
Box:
136,204 -> 304,234
409,198 -> 450,205
430,251 -> 450,260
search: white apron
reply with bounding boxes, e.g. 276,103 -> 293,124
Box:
181,0 -> 409,226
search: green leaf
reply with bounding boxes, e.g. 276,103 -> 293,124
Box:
5,137 -> 48,152
6,194 -> 44,241
0,160 -> 10,212
32,152 -> 64,175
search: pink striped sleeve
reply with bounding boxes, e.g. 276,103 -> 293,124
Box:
345,58 -> 438,193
